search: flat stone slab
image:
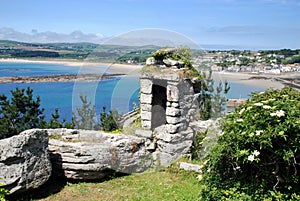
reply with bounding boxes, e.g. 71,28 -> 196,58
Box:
48,129 -> 153,180
178,162 -> 202,173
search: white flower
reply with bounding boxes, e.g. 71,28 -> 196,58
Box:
254,103 -> 263,106
255,130 -> 263,136
248,154 -> 255,162
236,118 -> 244,122
269,98 -> 276,101
261,100 -> 269,104
247,106 -> 253,111
263,105 -> 271,109
271,110 -> 285,117
277,110 -> 285,117
253,150 -> 260,156
239,108 -> 245,115
197,174 -> 203,181
259,92 -> 265,94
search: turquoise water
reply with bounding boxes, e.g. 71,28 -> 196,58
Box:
0,62 -> 79,76
0,62 -> 263,122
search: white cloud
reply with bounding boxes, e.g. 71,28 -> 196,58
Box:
0,27 -> 106,43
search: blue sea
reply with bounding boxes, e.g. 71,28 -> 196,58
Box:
0,62 -> 263,122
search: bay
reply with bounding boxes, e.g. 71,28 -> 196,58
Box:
0,62 -> 264,122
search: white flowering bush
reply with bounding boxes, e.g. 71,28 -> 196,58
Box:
200,87 -> 300,200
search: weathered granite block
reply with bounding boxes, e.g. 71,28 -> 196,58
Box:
166,116 -> 181,124
166,107 -> 181,116
140,79 -> 152,94
141,111 -> 151,121
140,103 -> 152,112
0,129 -> 52,194
167,85 -> 179,102
135,129 -> 153,138
141,120 -> 151,129
140,93 -> 152,104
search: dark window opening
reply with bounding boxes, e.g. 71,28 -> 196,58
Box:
151,83 -> 167,130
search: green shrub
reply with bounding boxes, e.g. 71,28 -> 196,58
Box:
0,183 -> 8,201
200,87 -> 300,200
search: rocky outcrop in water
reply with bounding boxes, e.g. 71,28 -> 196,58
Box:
0,73 -> 124,84
0,129 -> 52,194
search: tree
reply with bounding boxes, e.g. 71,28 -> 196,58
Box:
47,108 -> 74,129
198,70 -> 230,120
100,106 -> 120,132
199,70 -> 214,120
211,80 -> 230,118
0,87 -> 46,139
72,96 -> 99,130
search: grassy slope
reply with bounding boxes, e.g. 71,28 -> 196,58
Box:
22,166 -> 201,201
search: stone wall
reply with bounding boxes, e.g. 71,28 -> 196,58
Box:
140,72 -> 199,131
139,49 -> 201,166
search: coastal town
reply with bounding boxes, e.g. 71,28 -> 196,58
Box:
194,49 -> 300,74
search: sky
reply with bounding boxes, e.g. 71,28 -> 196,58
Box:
0,0 -> 299,50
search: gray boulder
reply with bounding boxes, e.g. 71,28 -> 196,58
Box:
48,129 -> 153,180
0,129 -> 52,194
146,57 -> 156,65
163,58 -> 185,68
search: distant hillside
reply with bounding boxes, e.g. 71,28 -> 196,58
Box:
0,40 -> 160,64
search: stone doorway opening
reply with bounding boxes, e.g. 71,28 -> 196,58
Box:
151,82 -> 167,130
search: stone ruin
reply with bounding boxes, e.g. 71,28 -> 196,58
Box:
138,47 -> 201,166
0,48 -> 206,194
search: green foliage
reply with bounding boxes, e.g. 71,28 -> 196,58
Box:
199,70 -> 230,120
72,96 -> 121,132
0,185 -> 8,201
259,49 -> 299,58
199,87 -> 300,200
46,108 -> 74,129
283,54 -> 300,64
72,96 -> 100,130
192,130 -> 208,160
100,106 -> 120,132
211,81 -> 230,118
151,47 -> 193,68
0,87 -> 46,139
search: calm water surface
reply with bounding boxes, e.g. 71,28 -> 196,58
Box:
0,62 -> 263,121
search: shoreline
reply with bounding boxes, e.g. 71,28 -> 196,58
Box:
212,71 -> 290,90
0,58 -> 143,76
1,58 -> 298,89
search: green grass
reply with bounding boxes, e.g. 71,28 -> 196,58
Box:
24,166 -> 201,201
48,134 -> 62,140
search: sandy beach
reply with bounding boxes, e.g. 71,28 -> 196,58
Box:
0,58 -> 143,76
212,71 -> 286,90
